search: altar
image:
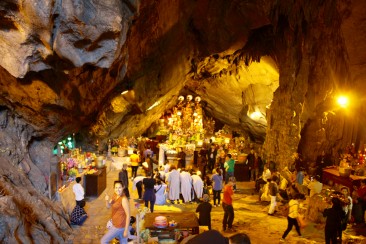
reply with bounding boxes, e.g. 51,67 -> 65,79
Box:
322,167 -> 366,191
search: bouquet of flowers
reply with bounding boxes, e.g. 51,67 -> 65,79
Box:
67,158 -> 77,170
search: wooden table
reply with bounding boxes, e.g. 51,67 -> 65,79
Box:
322,168 -> 366,191
235,162 -> 250,181
85,167 -> 106,197
144,212 -> 199,240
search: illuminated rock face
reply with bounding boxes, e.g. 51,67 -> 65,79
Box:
0,0 -> 366,241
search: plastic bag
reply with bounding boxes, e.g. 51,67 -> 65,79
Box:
106,219 -> 113,229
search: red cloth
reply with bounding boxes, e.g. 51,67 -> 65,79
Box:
357,186 -> 366,199
222,184 -> 233,205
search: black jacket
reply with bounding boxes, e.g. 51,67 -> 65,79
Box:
119,169 -> 129,188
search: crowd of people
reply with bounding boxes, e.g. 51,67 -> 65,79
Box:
104,145 -> 353,243
253,151 -> 361,243
69,143 -> 365,244
95,143 -> 253,243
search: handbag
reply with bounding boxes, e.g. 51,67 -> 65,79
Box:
154,185 -> 162,193
106,219 -> 113,229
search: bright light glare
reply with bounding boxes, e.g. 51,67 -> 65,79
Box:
121,90 -> 129,95
250,111 -> 262,120
337,96 -> 348,108
147,101 -> 161,111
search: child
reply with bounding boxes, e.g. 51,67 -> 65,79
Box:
196,194 -> 212,230
280,193 -> 302,241
268,175 -> 279,215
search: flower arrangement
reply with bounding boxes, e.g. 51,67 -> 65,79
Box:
68,168 -> 78,177
66,158 -> 77,170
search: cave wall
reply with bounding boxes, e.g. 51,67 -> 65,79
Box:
1,0 -> 366,242
262,0 -> 359,168
0,108 -> 72,242
0,0 -> 137,242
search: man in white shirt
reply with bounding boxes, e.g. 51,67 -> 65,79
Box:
307,175 -> 323,198
255,164 -> 271,192
72,177 -> 85,207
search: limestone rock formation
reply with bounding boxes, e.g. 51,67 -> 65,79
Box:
0,0 -> 366,242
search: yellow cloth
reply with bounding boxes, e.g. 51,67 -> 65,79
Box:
130,154 -> 140,167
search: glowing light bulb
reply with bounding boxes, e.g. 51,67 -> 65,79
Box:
337,96 -> 348,108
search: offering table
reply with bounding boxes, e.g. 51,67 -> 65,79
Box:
85,167 -> 107,197
143,212 -> 199,241
322,167 -> 366,191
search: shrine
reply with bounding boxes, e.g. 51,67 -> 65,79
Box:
2,0 -> 366,243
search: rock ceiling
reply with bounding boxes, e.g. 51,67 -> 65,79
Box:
1,0 -> 366,242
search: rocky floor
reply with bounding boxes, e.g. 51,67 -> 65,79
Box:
68,166 -> 366,244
